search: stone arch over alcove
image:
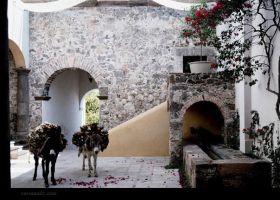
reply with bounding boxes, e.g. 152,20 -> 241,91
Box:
181,99 -> 226,146
168,73 -> 235,165
179,95 -> 230,122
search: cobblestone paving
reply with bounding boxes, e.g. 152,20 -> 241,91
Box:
11,150 -> 181,188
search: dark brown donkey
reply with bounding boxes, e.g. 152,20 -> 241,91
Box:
28,123 -> 67,188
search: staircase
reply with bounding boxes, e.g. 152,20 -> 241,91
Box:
100,101 -> 169,157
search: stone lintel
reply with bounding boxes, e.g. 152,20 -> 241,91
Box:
34,96 -> 51,101
16,68 -> 30,74
97,95 -> 108,100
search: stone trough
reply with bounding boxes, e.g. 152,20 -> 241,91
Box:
183,144 -> 271,188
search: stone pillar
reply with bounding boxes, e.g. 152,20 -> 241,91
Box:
15,68 -> 30,143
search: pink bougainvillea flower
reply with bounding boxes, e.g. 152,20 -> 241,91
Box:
210,63 -> 218,69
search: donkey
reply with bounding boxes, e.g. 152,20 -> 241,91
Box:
80,134 -> 102,177
32,131 -> 67,187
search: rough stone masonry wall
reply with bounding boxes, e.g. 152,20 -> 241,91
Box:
168,73 -> 235,165
9,50 -> 18,138
29,5 -> 183,130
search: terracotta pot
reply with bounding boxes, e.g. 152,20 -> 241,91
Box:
189,61 -> 213,73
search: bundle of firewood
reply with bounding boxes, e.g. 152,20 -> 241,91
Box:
27,122 -> 67,154
72,131 -> 86,147
72,123 -> 109,151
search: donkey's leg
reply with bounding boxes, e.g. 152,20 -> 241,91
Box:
78,147 -> 82,157
33,155 -> 39,181
82,154 -> 86,171
42,158 -> 46,178
89,155 -> 93,170
87,154 -> 92,177
50,155 -> 58,185
93,154 -> 98,177
44,158 -> 50,188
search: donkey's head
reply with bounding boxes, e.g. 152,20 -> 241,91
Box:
87,134 -> 102,155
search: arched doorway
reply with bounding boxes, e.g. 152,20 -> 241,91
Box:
42,68 -> 98,149
81,89 -> 100,125
182,101 -> 224,144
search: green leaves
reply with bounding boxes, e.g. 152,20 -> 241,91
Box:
85,89 -> 100,124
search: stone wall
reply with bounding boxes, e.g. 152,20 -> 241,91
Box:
9,50 -> 18,138
168,72 -> 235,165
29,5 -> 183,130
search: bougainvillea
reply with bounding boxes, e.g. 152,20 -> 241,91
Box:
181,0 -> 264,84
181,1 -> 245,58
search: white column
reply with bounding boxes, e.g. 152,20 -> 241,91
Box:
239,11 -> 254,153
238,78 -> 253,153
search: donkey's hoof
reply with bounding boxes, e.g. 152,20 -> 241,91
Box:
82,167 -> 85,171
33,177 -> 36,181
88,174 -> 91,177
90,167 -> 93,170
45,183 -> 49,188
94,174 -> 98,177
51,179 -> 57,185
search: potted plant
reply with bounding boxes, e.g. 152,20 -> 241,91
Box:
181,0 -> 220,73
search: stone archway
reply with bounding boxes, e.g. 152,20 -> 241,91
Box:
8,39 -> 30,143
29,55 -> 108,131
41,67 -> 99,148
41,67 -> 97,98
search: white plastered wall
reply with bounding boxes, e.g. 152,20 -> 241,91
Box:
42,70 -> 96,149
8,0 -> 29,67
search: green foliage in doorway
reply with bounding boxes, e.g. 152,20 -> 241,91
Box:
85,90 -> 99,124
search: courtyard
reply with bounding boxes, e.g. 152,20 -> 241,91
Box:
1,0 -> 280,190
11,151 -> 181,188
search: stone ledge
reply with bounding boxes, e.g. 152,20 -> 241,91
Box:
183,144 -> 271,188
169,72 -> 235,84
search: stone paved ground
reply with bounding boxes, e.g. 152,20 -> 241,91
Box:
11,150 -> 181,188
